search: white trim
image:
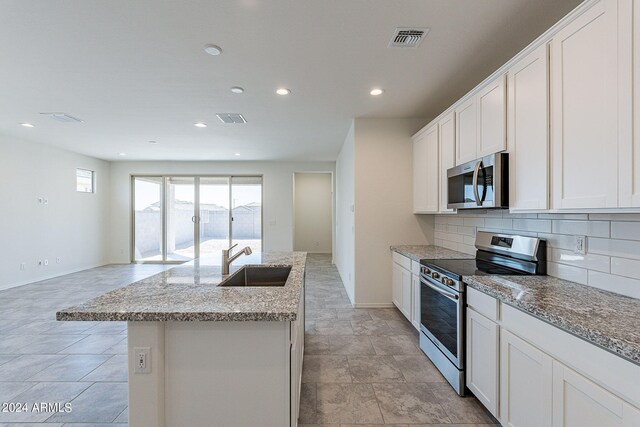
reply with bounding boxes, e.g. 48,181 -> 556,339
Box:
352,303 -> 396,309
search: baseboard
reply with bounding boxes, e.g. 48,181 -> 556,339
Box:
353,303 -> 396,309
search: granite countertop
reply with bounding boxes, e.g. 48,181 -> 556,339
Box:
390,245 -> 475,262
56,252 -> 307,322
464,275 -> 640,365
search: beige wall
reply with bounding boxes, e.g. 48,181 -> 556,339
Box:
335,119 -> 434,307
0,134 -> 111,290
335,123 -> 356,302
294,173 -> 333,253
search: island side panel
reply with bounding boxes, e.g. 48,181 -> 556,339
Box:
164,320 -> 290,427
128,321 -> 166,427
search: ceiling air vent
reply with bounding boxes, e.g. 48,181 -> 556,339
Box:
216,113 -> 247,124
40,112 -> 84,123
388,27 -> 429,48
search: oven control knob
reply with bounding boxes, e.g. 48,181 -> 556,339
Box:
431,272 -> 440,280
421,267 -> 431,275
443,278 -> 455,287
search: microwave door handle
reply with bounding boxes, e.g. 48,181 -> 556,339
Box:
472,160 -> 483,206
421,278 -> 459,301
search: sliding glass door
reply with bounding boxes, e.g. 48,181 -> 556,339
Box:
132,176 -> 262,263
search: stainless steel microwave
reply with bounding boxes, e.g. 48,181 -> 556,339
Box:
447,153 -> 508,209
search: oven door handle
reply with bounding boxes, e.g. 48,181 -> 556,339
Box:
472,160 -> 483,206
420,278 -> 459,301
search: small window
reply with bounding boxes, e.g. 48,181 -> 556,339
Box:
76,168 -> 95,193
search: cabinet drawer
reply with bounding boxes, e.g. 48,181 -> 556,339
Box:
411,260 -> 421,275
392,251 -> 411,270
466,287 -> 500,322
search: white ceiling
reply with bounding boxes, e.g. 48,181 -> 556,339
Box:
0,0 -> 582,161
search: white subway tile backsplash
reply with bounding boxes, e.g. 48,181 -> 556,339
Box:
447,216 -> 464,226
548,248 -> 610,273
588,237 -> 640,260
512,219 -> 552,233
588,271 -> 640,299
433,212 -> 640,298
457,226 -> 476,236
552,220 -> 610,238
463,217 -> 485,227
611,221 -> 640,241
485,218 -> 513,230
611,257 -> 640,280
537,233 -> 577,251
538,213 -> 589,220
547,261 -> 589,285
588,213 -> 640,221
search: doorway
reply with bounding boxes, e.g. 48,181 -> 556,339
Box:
132,175 -> 262,263
293,172 -> 333,254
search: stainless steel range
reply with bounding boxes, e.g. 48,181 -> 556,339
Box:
418,231 -> 546,395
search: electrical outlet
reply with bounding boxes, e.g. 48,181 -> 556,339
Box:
44,259 -> 49,266
134,347 -> 151,374
20,263 -> 26,271
574,236 -> 586,255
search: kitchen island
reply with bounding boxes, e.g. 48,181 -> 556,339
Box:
57,251 -> 307,427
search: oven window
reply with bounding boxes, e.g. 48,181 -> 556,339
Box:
421,281 -> 459,359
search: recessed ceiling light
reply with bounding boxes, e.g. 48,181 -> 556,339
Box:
203,44 -> 222,56
194,122 -> 207,128
231,86 -> 244,94
370,88 -> 384,96
20,122 -> 35,128
148,140 -> 158,144
118,152 -> 126,156
276,88 -> 291,96
234,153 -> 241,156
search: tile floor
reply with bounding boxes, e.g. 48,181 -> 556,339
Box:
0,255 -> 498,426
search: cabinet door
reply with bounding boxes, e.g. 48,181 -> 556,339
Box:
391,262 -> 402,310
621,0 -> 638,207
411,275 -> 420,330
477,74 -> 507,157
551,0 -> 621,209
466,309 -> 499,417
552,361 -> 640,427
508,44 -> 550,210
413,132 -> 429,213
400,267 -> 412,320
413,126 -> 439,213
438,112 -> 456,213
456,97 -> 478,165
500,329 -> 553,427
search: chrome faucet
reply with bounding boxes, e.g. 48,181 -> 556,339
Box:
222,244 -> 253,275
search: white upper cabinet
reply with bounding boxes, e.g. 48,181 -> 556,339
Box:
455,74 -> 506,166
508,44 -> 549,211
412,125 -> 439,213
438,112 -> 456,213
477,74 -> 507,157
621,0 -> 639,207
550,0 -> 625,209
455,97 -> 478,165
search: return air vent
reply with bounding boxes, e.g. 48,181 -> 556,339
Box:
216,113 -> 247,124
39,112 -> 84,123
388,27 -> 429,48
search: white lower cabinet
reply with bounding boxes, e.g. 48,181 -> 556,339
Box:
500,329 -> 553,427
552,361 -> 640,427
391,253 -> 420,327
465,290 -> 640,427
411,274 -> 420,330
466,308 -> 499,417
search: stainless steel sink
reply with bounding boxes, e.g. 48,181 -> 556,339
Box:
219,266 -> 292,287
